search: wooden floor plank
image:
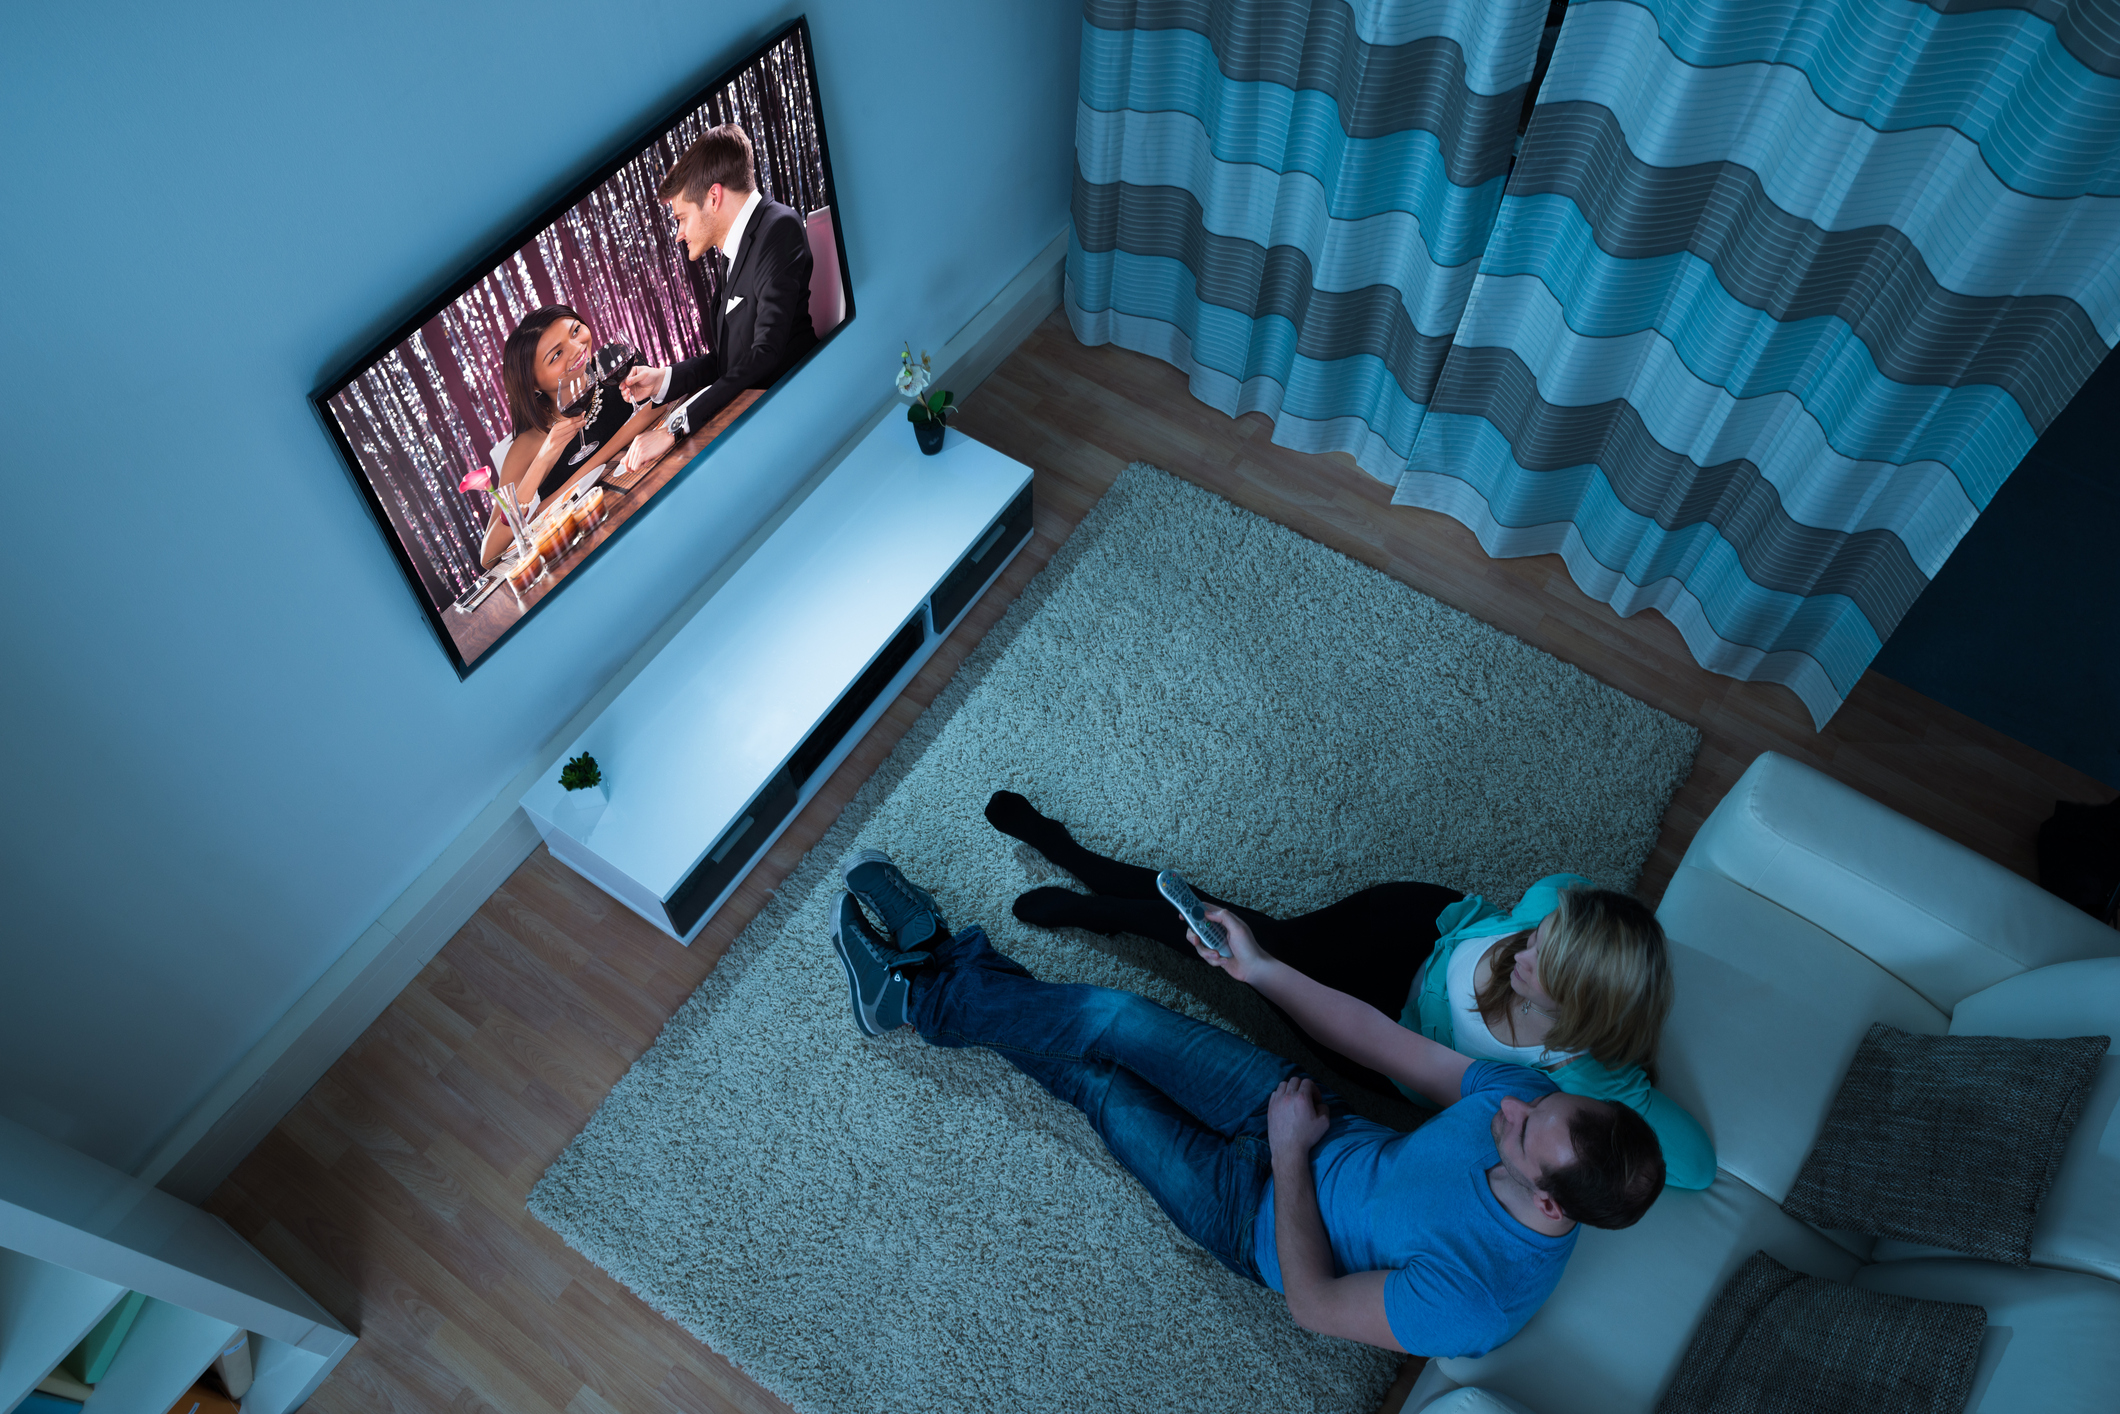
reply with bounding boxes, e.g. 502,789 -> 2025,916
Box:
210,311 -> 2114,1413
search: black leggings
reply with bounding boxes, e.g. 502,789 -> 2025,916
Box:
989,794 -> 1462,1100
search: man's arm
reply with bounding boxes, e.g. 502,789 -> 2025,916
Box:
663,216 -> 816,433
1267,1078 -> 1408,1351
691,221 -> 814,421
1202,909 -> 1475,1109
658,348 -> 722,409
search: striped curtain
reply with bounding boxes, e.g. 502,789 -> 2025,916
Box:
1074,0 -> 2120,728
1069,0 -> 1552,480
1395,0 -> 2120,725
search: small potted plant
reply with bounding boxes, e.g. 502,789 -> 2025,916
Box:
555,751 -> 606,832
897,344 -> 956,455
560,751 -> 604,796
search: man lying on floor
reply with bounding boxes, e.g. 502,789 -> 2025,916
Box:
829,850 -> 1666,1357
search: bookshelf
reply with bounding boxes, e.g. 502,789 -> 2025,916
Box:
0,1117 -> 353,1413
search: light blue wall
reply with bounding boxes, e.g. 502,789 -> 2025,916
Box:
0,0 -> 1078,1172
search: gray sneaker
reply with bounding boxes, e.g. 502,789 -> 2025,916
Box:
831,892 -> 923,1036
840,849 -> 948,951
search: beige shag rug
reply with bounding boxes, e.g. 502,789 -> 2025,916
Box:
528,464 -> 1700,1414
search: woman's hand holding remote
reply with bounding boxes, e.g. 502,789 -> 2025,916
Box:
1190,906 -> 1279,985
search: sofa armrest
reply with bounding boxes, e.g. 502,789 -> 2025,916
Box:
1680,753 -> 2120,1012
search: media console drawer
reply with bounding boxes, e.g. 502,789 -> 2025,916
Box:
521,422 -> 1035,943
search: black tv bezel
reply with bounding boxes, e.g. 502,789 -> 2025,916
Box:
311,14 -> 853,680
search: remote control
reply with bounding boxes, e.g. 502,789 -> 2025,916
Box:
1156,870 -> 1230,958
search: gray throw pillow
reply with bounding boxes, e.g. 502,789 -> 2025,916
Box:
1658,1251 -> 1985,1414
1780,1023 -> 2108,1264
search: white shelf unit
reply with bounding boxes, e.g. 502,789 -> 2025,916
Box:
522,420 -> 1036,942
0,1116 -> 354,1414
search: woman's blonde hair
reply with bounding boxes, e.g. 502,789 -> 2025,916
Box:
1471,888 -> 1672,1071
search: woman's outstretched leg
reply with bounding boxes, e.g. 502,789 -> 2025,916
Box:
985,790 -> 1165,899
1010,886 -> 1282,950
982,791 -> 1469,1103
987,791 -> 1281,946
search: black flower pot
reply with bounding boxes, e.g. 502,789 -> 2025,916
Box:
913,416 -> 946,455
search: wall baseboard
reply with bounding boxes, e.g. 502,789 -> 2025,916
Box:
143,226 -> 1070,1203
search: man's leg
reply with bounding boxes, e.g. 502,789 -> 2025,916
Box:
829,854 -> 1292,1278
908,925 -> 1296,1139
1002,1047 -> 1274,1280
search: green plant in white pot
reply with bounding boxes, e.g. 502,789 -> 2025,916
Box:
560,752 -> 604,796
555,752 -> 607,832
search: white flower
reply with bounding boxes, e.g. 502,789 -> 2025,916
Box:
896,362 -> 931,397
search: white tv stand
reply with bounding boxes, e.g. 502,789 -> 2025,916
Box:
522,420 -> 1035,943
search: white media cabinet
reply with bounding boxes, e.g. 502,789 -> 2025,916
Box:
522,421 -> 1035,942
0,1116 -> 355,1414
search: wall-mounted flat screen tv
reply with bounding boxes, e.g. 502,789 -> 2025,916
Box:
315,16 -> 850,676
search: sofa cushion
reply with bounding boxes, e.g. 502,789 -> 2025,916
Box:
1853,1259 -> 2120,1414
1433,1175 -> 1860,1414
1678,753 -> 2119,1011
1781,1025 -> 2108,1265
1658,1250 -> 1985,1414
1654,866 -> 1947,1212
1912,957 -> 2120,1281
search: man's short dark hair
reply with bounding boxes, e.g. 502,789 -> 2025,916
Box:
1542,1099 -> 1665,1229
659,123 -> 756,204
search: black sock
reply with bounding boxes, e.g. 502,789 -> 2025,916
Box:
985,790 -> 1076,857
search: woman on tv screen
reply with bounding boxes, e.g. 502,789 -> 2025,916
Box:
481,305 -> 660,567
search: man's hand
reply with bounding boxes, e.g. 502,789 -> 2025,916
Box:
1188,906 -> 1276,985
624,424 -> 677,473
1267,1076 -> 1330,1161
620,366 -> 667,405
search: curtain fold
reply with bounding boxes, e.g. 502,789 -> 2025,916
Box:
1068,0 -> 1552,480
1394,0 -> 2120,725
1072,0 -> 2120,729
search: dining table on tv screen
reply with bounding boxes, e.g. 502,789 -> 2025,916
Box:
443,389 -> 763,664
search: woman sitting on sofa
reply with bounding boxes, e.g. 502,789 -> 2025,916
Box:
984,790 -> 1716,1189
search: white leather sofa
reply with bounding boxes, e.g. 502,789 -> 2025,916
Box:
1408,752 -> 2120,1414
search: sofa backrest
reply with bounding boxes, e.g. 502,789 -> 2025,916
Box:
1655,864 -> 1947,1215
1680,753 -> 2117,1013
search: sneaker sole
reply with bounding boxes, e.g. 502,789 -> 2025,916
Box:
840,849 -> 946,942
830,915 -> 889,1038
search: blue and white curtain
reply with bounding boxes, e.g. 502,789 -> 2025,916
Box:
1071,0 -> 2120,726
1070,0 -> 1552,475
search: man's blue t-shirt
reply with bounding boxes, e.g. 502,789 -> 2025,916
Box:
1252,1061 -> 1576,1357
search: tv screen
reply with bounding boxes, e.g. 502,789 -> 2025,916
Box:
315,17 -> 851,676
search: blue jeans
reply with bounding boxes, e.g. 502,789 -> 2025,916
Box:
907,926 -> 1301,1281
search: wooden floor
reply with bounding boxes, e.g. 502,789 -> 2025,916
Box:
208,312 -> 2116,1414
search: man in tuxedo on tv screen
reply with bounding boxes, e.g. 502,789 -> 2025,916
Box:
620,122 -> 818,462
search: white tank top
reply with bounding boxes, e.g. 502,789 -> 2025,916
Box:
1444,933 -> 1577,1067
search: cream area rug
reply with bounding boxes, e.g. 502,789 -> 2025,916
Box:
527,465 -> 1700,1414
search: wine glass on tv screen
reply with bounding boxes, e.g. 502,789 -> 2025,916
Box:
314,16 -> 853,679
